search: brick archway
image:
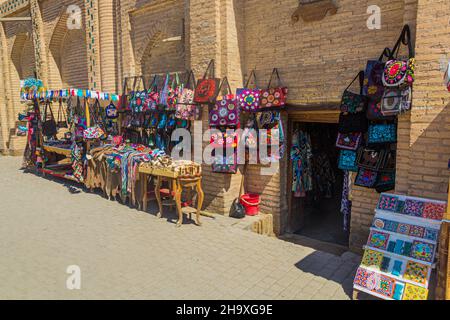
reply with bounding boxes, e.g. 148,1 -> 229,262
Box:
48,4 -> 88,88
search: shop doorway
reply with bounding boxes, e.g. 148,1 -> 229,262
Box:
287,120 -> 349,247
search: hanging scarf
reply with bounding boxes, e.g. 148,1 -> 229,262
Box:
341,171 -> 353,231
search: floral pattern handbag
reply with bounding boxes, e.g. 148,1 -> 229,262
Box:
144,75 -> 160,111
166,73 -> 181,111
382,25 -> 415,87
338,150 -> 358,172
367,99 -> 395,120
176,70 -> 198,120
368,123 -> 397,144
260,68 -> 288,109
194,59 -> 221,104
340,71 -> 367,113
237,70 -> 261,112
336,132 -> 362,150
209,77 -> 239,127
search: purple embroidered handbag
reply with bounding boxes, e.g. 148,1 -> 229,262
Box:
209,77 -> 239,127
237,70 -> 261,112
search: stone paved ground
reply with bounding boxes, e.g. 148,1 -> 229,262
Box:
0,156 -> 361,300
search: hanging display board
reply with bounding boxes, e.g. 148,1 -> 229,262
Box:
353,193 -> 446,300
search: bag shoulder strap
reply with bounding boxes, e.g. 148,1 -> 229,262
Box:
203,59 -> 215,79
148,75 -> 158,91
378,47 -> 393,62
267,68 -> 283,89
345,70 -> 365,94
217,76 -> 232,96
245,69 -> 258,88
392,24 -> 414,59
184,70 -> 196,89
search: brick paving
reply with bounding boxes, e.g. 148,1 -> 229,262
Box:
0,156 -> 361,300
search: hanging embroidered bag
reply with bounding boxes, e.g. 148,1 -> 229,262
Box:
166,73 -> 181,111
209,77 -> 239,127
336,132 -> 362,150
368,123 -> 397,144
364,48 -> 391,98
144,75 -> 160,111
194,59 -> 221,104
42,101 -> 58,137
176,70 -> 198,120
354,168 -> 379,188
340,71 -> 367,113
356,148 -> 387,171
105,101 -> 118,119
260,68 -> 288,109
375,171 -> 396,193
382,25 -> 415,87
236,70 -> 261,112
380,86 -> 412,116
338,150 -> 358,172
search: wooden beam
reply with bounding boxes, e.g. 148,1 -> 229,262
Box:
0,17 -> 31,22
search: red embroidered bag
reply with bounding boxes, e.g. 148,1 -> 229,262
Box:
260,68 -> 288,109
194,59 -> 221,104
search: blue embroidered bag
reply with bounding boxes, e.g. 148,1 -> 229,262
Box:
368,123 -> 397,144
338,150 -> 358,172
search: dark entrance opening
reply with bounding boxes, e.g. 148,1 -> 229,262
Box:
288,121 -> 349,247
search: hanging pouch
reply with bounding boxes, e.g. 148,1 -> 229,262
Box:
354,168 -> 379,188
42,101 -> 57,137
145,75 -> 160,111
356,148 -> 387,171
237,70 -> 261,112
340,71 -> 367,113
176,70 -> 198,120
336,132 -> 362,150
260,68 -> 288,109
194,59 -> 221,104
367,123 -> 397,144
166,73 -> 181,111
338,150 -> 358,172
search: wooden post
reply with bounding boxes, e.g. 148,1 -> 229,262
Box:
446,177 -> 450,300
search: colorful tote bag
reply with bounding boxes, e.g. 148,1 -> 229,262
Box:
166,73 -> 181,111
338,150 -> 358,172
340,71 -> 367,113
382,25 -> 415,87
355,168 -> 379,188
236,70 -> 261,112
260,68 -> 288,109
336,132 -> 362,150
209,77 -> 239,127
357,148 -> 387,171
194,59 -> 221,104
128,76 -> 147,112
368,123 -> 397,144
380,86 -> 412,116
176,70 -> 198,120
105,101 -> 118,119
375,171 -> 396,193
144,75 -> 160,111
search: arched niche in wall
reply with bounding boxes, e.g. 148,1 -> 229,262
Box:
134,21 -> 185,77
48,5 -> 88,89
9,27 -> 35,115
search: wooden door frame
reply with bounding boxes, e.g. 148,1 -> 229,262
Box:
285,107 -> 340,234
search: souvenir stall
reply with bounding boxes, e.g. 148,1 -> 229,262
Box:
21,85 -> 120,183
353,193 -> 446,300
336,25 -> 414,232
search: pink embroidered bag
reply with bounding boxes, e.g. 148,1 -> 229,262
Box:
176,70 -> 198,120
260,68 -> 288,109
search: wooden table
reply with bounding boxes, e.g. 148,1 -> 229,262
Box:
139,164 -> 204,227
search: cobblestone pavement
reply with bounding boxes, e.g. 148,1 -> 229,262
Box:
0,156 -> 361,300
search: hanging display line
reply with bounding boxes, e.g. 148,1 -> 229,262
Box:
21,88 -> 120,102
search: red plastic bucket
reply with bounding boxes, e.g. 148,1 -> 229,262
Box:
240,194 -> 261,216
